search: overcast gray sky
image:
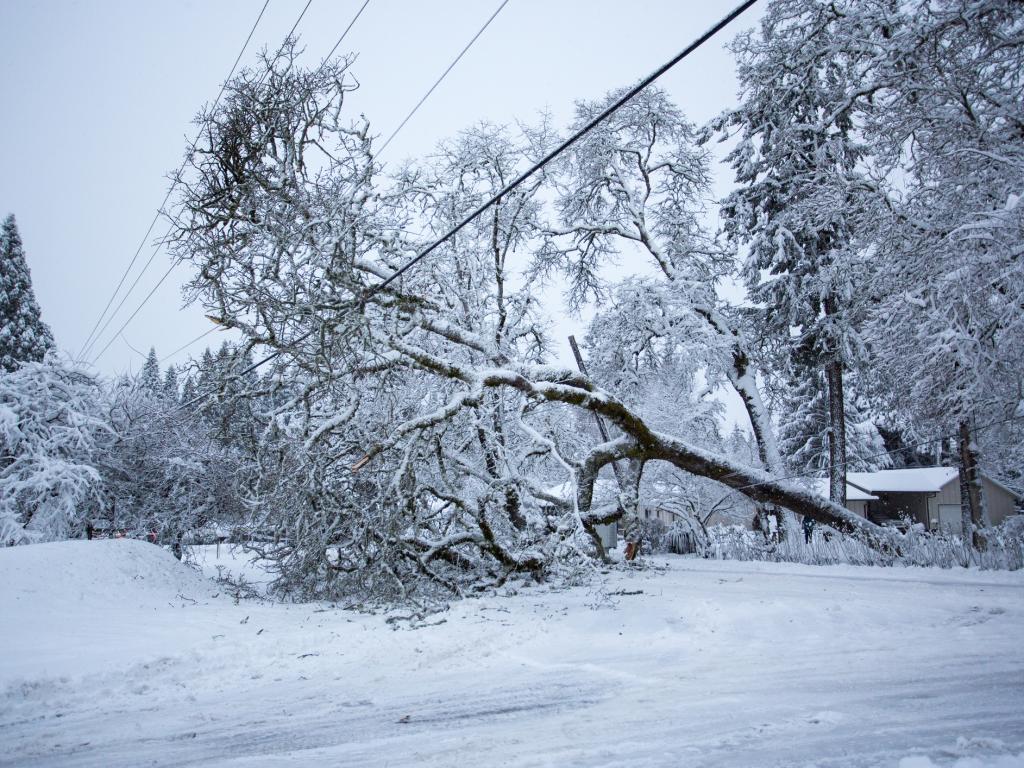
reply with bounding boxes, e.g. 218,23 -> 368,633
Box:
0,0 -> 764,379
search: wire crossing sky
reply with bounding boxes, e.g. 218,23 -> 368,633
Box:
76,0 -> 275,363
168,0 -> 760,422
0,0 -> 765,381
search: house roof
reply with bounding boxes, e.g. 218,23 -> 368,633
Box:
849,468 -> 1024,500
804,478 -> 878,502
847,468 -> 959,494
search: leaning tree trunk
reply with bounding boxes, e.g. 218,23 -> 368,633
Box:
825,359 -> 848,509
725,342 -> 798,541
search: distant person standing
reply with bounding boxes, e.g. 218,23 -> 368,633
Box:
802,515 -> 815,544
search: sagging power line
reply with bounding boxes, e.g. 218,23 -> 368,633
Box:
87,0 -> 375,368
171,0 -> 760,416
77,0 -> 274,363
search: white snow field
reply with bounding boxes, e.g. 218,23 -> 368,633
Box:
1,540 -> 1023,767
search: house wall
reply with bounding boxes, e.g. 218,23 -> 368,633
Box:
847,500 -> 868,518
984,478 -> 1019,525
930,478 -> 1018,527
867,492 -> 930,528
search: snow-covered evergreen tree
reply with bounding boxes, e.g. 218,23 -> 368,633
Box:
863,0 -> 1024,532
138,347 -> 161,394
180,374 -> 197,405
712,0 -> 883,507
0,214 -> 54,372
162,364 -> 179,401
777,367 -> 889,475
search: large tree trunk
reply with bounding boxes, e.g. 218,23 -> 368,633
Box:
723,340 -> 798,541
825,359 -> 848,509
957,419 -> 989,546
618,458 -> 644,555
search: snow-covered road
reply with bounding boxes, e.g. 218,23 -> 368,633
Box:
1,541 -> 1022,767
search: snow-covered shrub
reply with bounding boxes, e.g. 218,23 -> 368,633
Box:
95,375 -> 249,552
638,518 -> 669,554
0,359 -> 107,545
662,517 -> 709,555
704,516 -> 1024,571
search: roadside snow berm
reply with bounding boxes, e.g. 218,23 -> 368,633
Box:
0,539 -> 217,611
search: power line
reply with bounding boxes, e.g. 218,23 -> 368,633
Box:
173,0 -> 761,415
76,0 -> 272,362
81,233 -> 169,362
370,0 -> 759,296
87,0 -> 371,368
376,0 -> 510,158
321,0 -> 371,63
88,261 -> 178,364
159,326 -> 222,365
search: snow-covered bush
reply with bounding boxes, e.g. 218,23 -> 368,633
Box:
95,372 -> 249,553
704,516 -> 1024,571
0,359 -> 107,545
663,516 -> 710,556
638,518 -> 669,554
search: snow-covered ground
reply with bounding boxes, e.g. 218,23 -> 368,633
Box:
1,540 -> 1023,767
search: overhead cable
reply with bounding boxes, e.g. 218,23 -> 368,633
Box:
77,0 -> 273,361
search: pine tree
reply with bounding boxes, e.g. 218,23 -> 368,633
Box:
714,0 -> 882,506
0,214 -> 54,372
163,364 -> 180,401
180,374 -> 197,405
139,347 -> 161,393
778,366 -> 890,476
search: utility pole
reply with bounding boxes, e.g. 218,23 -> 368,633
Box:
568,336 -> 640,559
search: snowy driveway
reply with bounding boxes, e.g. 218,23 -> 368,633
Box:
1,541 -> 1023,767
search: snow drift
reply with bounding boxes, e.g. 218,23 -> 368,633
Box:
0,539 -> 217,611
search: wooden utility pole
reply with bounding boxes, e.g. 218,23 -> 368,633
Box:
568,336 -> 639,559
568,336 -> 624,485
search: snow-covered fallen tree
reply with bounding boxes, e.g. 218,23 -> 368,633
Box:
166,42 -> 899,604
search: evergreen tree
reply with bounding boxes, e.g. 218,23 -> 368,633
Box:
0,214 -> 54,372
139,347 -> 161,394
863,0 -> 1024,533
778,366 -> 890,475
714,0 -> 883,506
163,364 -> 180,401
180,374 -> 197,405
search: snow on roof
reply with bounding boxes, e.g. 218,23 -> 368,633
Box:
847,468 -> 960,494
804,478 -> 877,502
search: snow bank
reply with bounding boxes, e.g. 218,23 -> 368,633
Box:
0,539 -> 217,610
0,539 -> 221,686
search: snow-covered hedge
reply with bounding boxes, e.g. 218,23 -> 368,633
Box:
703,518 -> 1024,571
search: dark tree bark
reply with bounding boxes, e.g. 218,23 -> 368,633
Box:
825,359 -> 848,508
958,419 -> 989,546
